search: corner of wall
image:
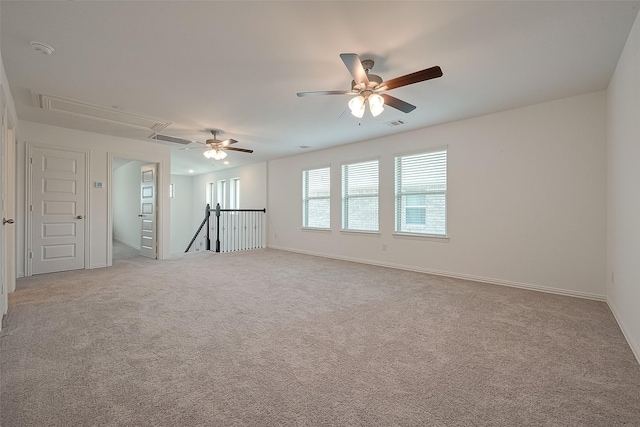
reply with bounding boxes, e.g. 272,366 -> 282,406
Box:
607,298 -> 640,365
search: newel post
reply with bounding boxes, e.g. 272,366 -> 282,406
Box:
205,204 -> 211,251
215,203 -> 221,253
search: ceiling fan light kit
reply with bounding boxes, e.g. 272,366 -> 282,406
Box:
172,129 -> 253,162
348,95 -> 366,118
297,53 -> 443,119
368,94 -> 385,117
204,148 -> 227,160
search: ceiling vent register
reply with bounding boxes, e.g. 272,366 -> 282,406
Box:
150,134 -> 194,145
385,119 -> 407,127
31,91 -> 171,133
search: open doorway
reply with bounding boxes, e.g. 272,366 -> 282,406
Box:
111,157 -> 157,264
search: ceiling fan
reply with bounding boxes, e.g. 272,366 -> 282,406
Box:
178,130 -> 253,160
297,53 -> 443,118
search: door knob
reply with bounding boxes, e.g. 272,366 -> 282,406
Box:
2,218 -> 14,225
138,214 -> 143,217
76,215 -> 83,220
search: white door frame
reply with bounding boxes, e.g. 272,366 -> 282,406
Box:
4,94 -> 17,294
1,93 -> 8,317
107,153 -> 163,266
25,143 -> 90,276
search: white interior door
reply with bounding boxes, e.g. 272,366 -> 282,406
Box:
1,103 -> 7,317
140,163 -> 157,259
31,147 -> 86,274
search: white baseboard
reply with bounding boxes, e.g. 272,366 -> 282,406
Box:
90,263 -> 108,269
113,237 -> 140,251
606,299 -> 640,365
267,245 -> 607,302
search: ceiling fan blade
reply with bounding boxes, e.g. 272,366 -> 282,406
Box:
297,90 -> 351,97
340,53 -> 369,86
381,94 -> 416,113
379,66 -> 443,91
220,139 -> 237,147
224,147 -> 253,153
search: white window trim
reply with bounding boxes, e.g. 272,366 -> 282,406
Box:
301,227 -> 332,233
392,232 -> 449,242
340,230 -> 381,237
394,147 -> 447,237
341,157 -> 380,232
230,177 -> 240,210
302,165 -> 331,230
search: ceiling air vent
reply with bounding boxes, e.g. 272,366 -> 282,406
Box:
31,91 -> 171,132
150,134 -> 194,145
384,119 -> 407,127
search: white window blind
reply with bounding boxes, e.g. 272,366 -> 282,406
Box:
230,178 -> 240,209
395,149 -> 447,236
342,160 -> 379,231
217,180 -> 226,208
302,167 -> 330,228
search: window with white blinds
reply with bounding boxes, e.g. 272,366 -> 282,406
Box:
217,180 -> 226,208
302,167 -> 330,228
342,159 -> 379,232
395,149 -> 447,236
230,178 -> 240,209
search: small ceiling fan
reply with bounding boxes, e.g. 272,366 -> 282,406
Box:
297,53 -> 443,118
178,130 -> 253,160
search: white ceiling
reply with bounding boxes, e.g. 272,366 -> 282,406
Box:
2,1 -> 638,175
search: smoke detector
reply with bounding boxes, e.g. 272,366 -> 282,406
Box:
30,41 -> 54,55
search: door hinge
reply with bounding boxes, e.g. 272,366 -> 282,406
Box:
30,205 -> 33,212
30,157 -> 33,164
29,251 -> 33,259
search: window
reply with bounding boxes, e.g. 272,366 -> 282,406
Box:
302,167 -> 330,228
342,159 -> 379,232
217,180 -> 226,208
206,182 -> 213,206
230,178 -> 240,209
395,149 -> 447,236
170,184 -> 175,199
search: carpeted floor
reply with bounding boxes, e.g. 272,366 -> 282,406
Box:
112,240 -> 145,264
1,249 -> 639,426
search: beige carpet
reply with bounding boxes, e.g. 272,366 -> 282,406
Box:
112,240 -> 144,264
1,249 -> 639,426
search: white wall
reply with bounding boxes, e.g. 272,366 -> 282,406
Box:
0,55 -> 17,125
170,174 -> 194,254
269,91 -> 607,299
16,121 -> 171,275
112,160 -> 145,249
607,13 -> 640,362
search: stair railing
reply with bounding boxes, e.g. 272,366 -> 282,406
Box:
185,203 -> 266,253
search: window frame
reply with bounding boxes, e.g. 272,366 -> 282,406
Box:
302,166 -> 331,230
394,147 -> 448,238
216,179 -> 226,209
230,177 -> 240,209
341,158 -> 380,233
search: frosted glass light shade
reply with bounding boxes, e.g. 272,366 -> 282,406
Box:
204,148 -> 227,160
348,95 -> 366,118
368,94 -> 385,117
